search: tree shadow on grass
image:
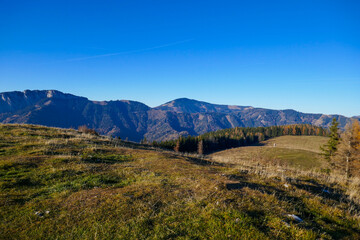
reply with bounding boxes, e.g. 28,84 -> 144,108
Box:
166,153 -> 227,167
225,181 -> 285,195
0,194 -> 28,205
81,154 -> 132,164
244,210 -> 272,236
225,175 -> 360,239
293,180 -> 344,201
293,179 -> 360,211
183,156 -> 227,166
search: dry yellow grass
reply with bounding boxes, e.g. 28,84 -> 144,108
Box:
263,135 -> 329,153
210,135 -> 360,205
210,136 -> 329,170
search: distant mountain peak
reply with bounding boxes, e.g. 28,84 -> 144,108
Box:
20,89 -> 83,100
156,98 -> 249,114
0,89 -> 354,142
162,97 -> 204,106
172,97 -> 201,102
45,90 -> 60,98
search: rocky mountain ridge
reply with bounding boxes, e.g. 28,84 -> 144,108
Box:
0,90 -> 357,142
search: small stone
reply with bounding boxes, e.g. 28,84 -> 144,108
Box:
287,214 -> 303,223
35,211 -> 44,217
322,189 -> 330,194
282,220 -> 290,227
284,184 -> 289,188
45,211 -> 50,214
235,218 -> 240,222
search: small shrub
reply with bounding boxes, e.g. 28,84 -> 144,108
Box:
78,125 -> 99,136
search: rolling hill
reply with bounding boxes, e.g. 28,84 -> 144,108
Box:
210,136 -> 330,171
0,90 -> 357,142
1,124 -> 360,239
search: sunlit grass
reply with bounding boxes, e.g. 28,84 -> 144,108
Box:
0,124 -> 359,239
263,135 -> 329,153
211,136 -> 330,170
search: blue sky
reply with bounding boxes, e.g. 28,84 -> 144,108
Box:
1,0 -> 359,117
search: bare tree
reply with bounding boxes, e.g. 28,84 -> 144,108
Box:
197,140 -> 204,155
335,120 -> 360,179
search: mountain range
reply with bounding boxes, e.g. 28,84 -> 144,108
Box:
0,90 -> 357,142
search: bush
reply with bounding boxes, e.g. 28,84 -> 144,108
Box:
78,125 -> 99,136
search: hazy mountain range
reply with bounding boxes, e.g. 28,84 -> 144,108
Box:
0,90 -> 357,142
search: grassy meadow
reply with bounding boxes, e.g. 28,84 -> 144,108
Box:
210,136 -> 329,170
1,125 -> 360,239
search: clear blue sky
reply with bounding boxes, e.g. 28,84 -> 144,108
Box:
1,0 -> 359,117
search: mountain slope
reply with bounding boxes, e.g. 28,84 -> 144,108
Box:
0,90 -> 356,141
0,90 -> 150,141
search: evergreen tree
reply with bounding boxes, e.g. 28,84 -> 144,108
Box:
140,137 -> 148,144
321,118 -> 340,160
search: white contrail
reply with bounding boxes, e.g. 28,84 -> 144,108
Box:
66,39 -> 194,62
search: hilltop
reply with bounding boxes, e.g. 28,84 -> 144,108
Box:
0,90 -> 357,142
1,124 -> 360,239
155,97 -> 250,113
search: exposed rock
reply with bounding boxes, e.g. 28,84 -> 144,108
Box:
287,214 -> 303,223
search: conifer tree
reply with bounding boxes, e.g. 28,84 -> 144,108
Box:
321,118 -> 340,160
140,137 -> 148,144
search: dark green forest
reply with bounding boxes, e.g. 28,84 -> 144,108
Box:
152,124 -> 328,154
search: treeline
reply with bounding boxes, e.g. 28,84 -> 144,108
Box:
152,124 -> 328,154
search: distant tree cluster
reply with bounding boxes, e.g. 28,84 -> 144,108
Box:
153,124 -> 328,154
322,118 -> 360,179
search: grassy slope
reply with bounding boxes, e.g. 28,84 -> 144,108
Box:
211,136 -> 329,170
1,125 -> 360,239
263,136 -> 329,153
